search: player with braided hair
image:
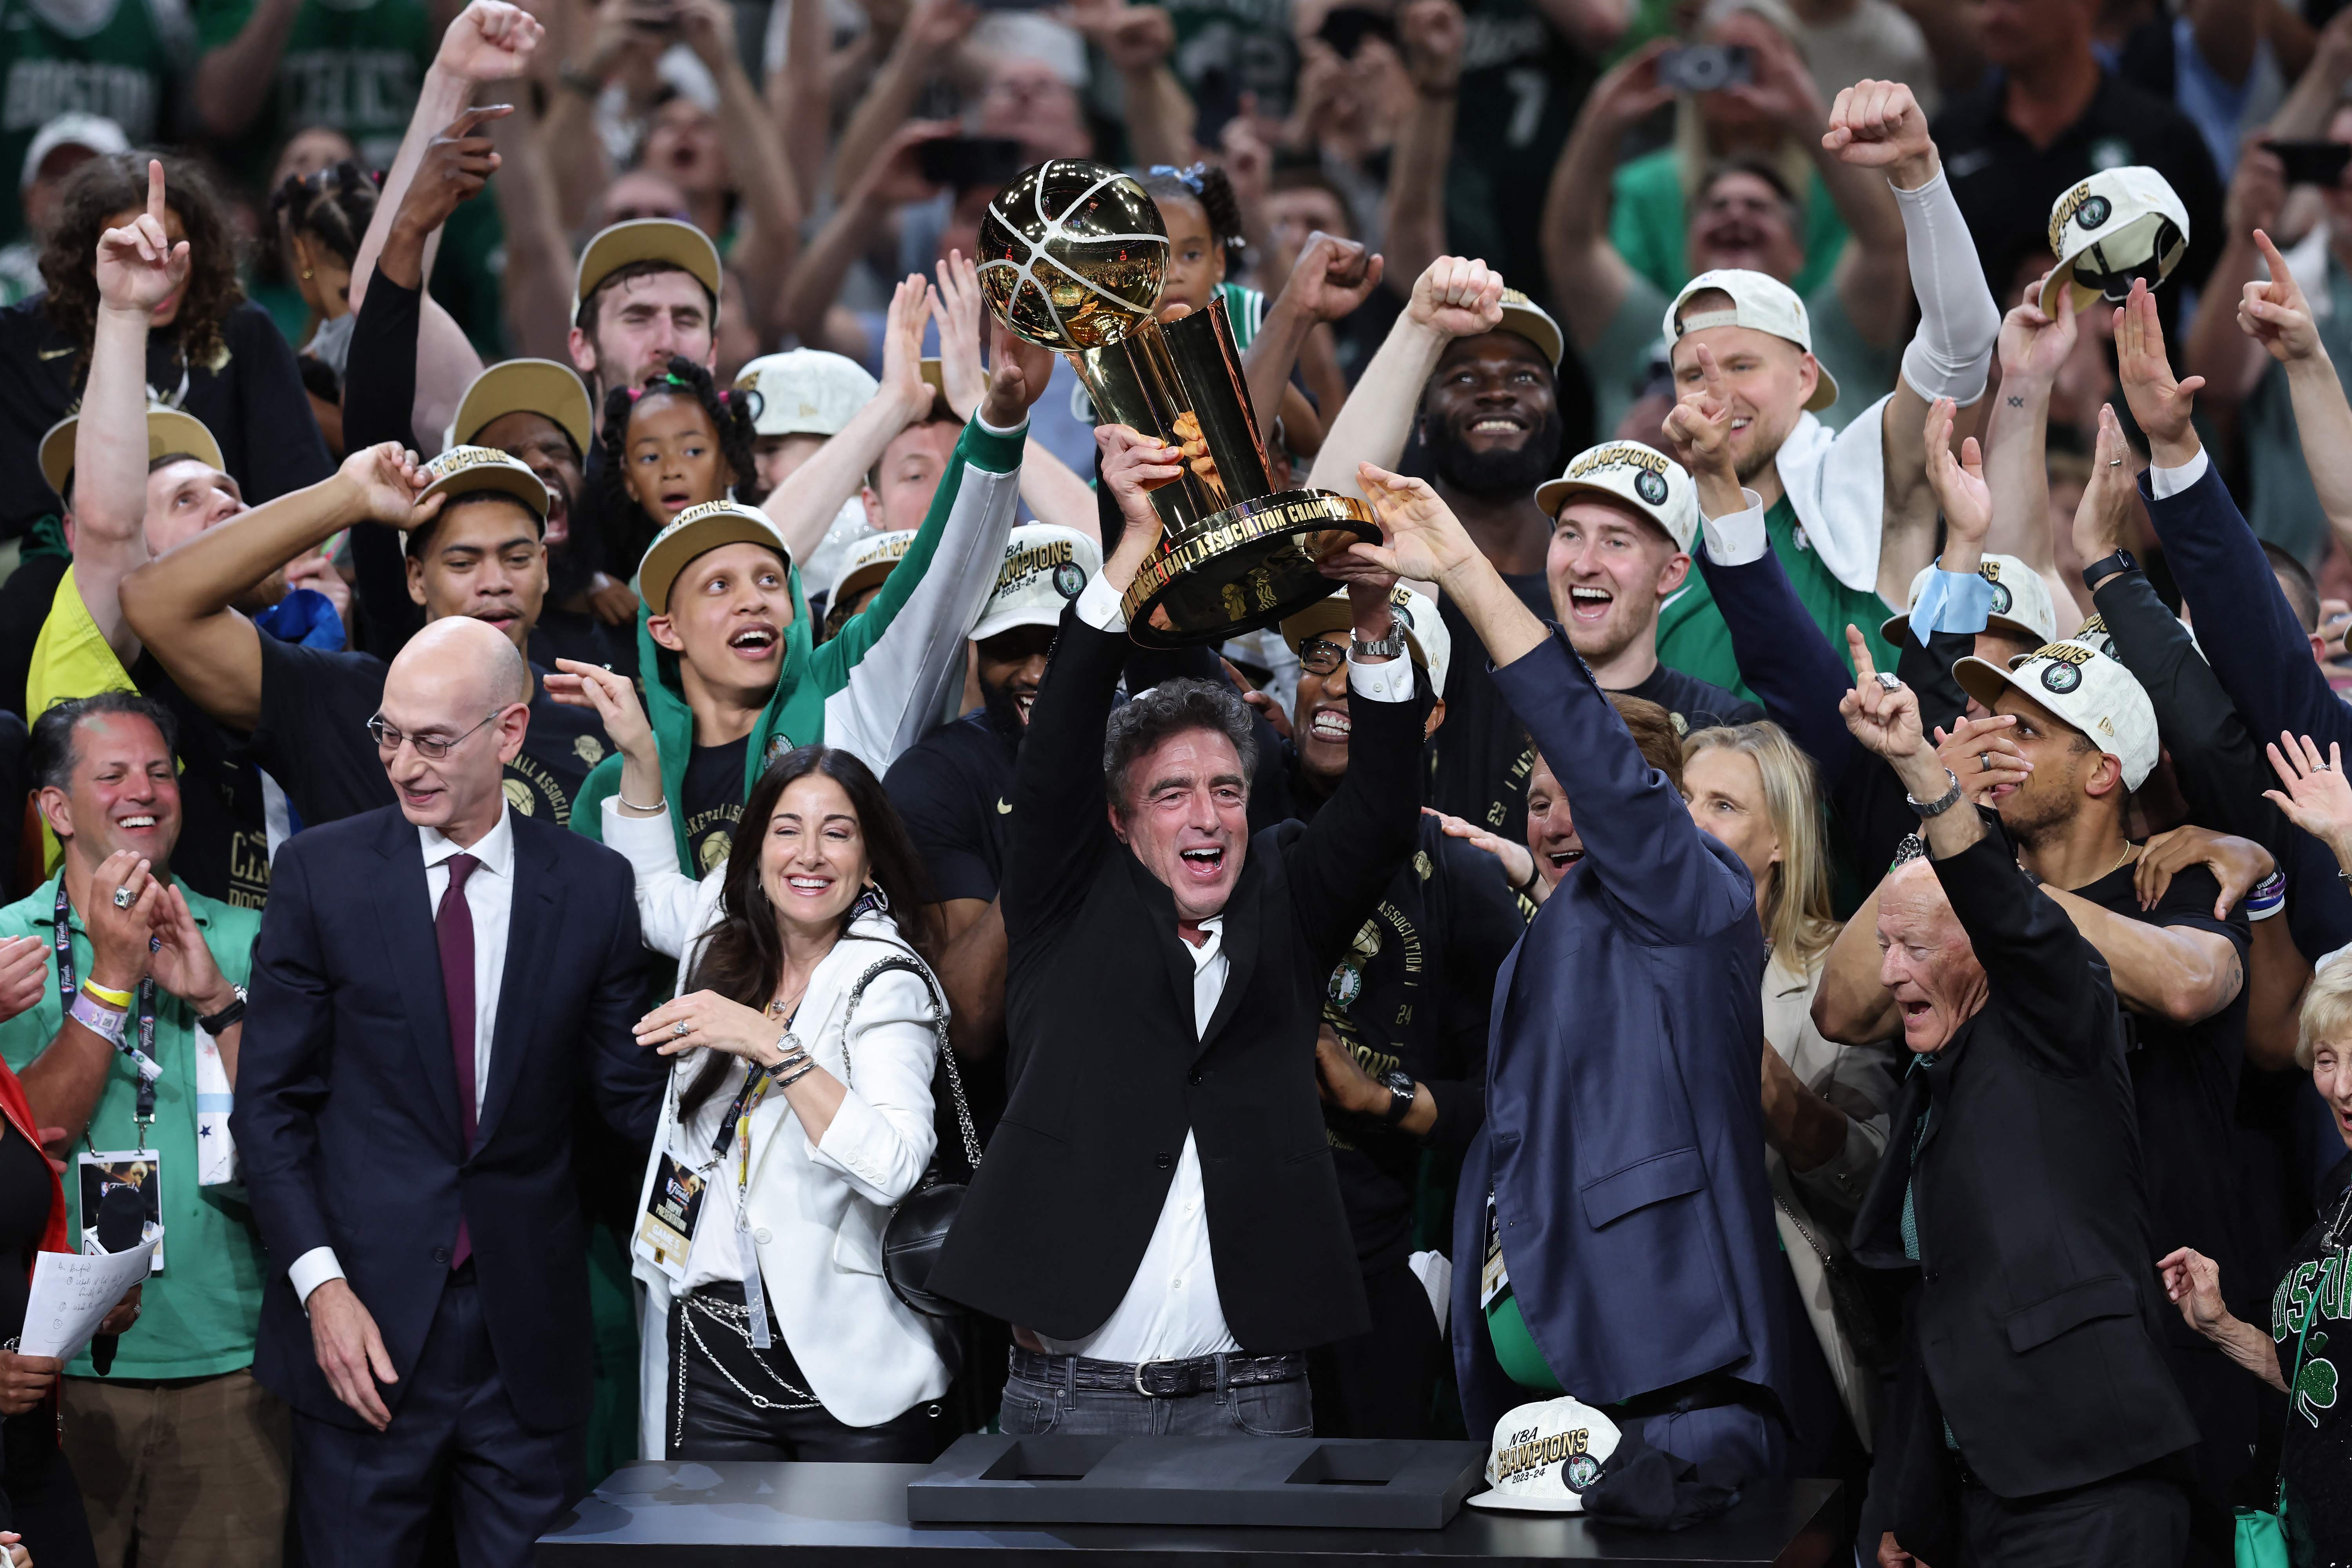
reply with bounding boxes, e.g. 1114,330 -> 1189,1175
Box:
599,354 -> 759,566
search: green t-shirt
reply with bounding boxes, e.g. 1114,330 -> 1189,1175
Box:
1159,0 -> 1295,116
1586,268 -> 1899,443
194,0 -> 429,185
1610,148 -> 1847,305
1655,493 -> 1897,705
0,0 -> 186,243
0,874 -> 266,1379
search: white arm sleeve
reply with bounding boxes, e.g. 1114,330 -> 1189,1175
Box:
1894,169 -> 2002,407
600,800 -> 708,960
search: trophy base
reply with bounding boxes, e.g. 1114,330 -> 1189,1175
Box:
1119,489 -> 1381,650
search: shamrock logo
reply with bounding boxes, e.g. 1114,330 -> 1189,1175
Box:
2296,1334 -> 2337,1428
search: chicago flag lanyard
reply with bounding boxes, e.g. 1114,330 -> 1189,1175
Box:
53,881 -> 163,1150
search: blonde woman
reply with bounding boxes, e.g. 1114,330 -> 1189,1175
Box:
1683,721 -> 1898,1447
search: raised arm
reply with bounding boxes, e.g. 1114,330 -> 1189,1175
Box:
773,122 -> 949,354
2236,227 -> 2352,562
1378,0 -> 1465,294
825,0 -> 971,201
1540,42 -> 1667,355
1064,0 -> 1194,170
1823,82 -> 2000,610
69,159 -> 185,664
2181,149 -> 2285,410
192,0 -> 301,140
1305,257 -> 1502,502
677,0 -> 800,343
1983,283 -> 2087,629
117,446 -> 436,732
931,251 -> 1100,541
760,274 -> 929,563
1245,232 -> 1385,441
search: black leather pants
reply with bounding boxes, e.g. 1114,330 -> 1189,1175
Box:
667,1284 -> 953,1463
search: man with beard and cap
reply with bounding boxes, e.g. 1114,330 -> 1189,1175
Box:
1270,584 -> 1524,1440
121,444 -> 614,831
1545,44 -> 1916,441
559,324 -> 1053,884
1652,81 -> 2004,703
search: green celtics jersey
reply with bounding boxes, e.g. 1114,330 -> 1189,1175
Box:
1161,0 -> 1295,117
1215,280 -> 1262,351
194,0 -> 428,184
1654,494 -> 1898,706
0,0 -> 185,243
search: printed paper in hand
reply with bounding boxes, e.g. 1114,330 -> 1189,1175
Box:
21,1231 -> 160,1361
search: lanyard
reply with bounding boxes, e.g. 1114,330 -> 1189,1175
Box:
53,881 -> 162,1149
707,1007 -> 796,1350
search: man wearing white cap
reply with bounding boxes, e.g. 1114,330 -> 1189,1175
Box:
1818,636 -> 2256,1540
883,523 -> 1102,1052
1652,81 -> 2003,703
1272,584 -> 1523,1441
0,113 -> 130,302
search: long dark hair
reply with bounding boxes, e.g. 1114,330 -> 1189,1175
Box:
598,353 -> 756,535
41,152 -> 245,373
678,745 -> 940,1116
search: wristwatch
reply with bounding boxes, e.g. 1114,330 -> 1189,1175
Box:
1351,625 -> 1408,662
2082,548 -> 2137,591
1905,769 -> 1964,820
198,984 -> 247,1035
1377,1069 -> 1418,1126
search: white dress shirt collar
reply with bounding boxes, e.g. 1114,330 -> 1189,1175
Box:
419,807 -> 516,878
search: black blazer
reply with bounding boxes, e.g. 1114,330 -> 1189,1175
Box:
1853,829 -> 2198,1501
232,806 -> 664,1433
929,606 -> 1420,1348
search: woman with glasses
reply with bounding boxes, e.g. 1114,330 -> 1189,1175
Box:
556,663 -> 958,1463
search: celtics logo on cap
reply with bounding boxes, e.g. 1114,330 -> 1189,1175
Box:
1052,561 -> 1085,599
2042,661 -> 2083,694
1564,1453 -> 1601,1491
1634,470 -> 1668,506
2076,194 -> 2112,230
1989,582 -> 2013,614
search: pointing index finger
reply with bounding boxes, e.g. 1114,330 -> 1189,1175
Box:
1846,624 -> 1877,681
145,158 -> 166,228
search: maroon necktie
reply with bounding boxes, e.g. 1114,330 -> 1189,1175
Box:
436,853 -> 479,1269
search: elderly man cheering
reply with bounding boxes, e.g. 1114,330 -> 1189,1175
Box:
928,426 -> 1423,1436
1836,635 -> 2197,1568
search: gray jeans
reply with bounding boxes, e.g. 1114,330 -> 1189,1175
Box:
998,1356 -> 1312,1438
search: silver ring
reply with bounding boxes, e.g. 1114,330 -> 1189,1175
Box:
1873,672 -> 1903,691
1979,752 -> 1992,772
672,1020 -> 691,1038
2108,458 -> 2124,467
110,886 -> 134,910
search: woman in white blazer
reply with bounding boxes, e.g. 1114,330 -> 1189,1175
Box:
563,668 -> 956,1460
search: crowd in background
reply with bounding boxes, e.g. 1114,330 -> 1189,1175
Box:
5,0 -> 2352,1566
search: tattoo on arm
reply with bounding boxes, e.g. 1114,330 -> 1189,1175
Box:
2006,395 -> 2024,407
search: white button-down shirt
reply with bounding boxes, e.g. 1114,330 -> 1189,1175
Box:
290,809 -> 518,1306
1034,577 -> 1415,1363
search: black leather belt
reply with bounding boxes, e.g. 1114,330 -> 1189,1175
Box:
1009,1346 -> 1308,1398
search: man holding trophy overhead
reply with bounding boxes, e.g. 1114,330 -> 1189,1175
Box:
927,161 -> 1466,1434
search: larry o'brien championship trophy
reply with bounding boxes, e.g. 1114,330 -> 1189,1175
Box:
977,160 -> 1380,647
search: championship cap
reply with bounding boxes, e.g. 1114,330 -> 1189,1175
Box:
1954,639 -> 2160,791
2071,611 -> 2115,658
1279,583 -> 1451,698
408,446 -> 551,553
829,528 -> 915,610
1494,287 -> 1564,372
1534,441 -> 1699,554
1881,553 -> 2056,647
734,349 -> 880,439
22,113 -> 128,191
1465,1397 -> 1624,1513
2039,167 -> 2192,316
573,218 -> 724,324
39,406 -> 224,499
972,524 -> 1102,642
635,499 -> 790,617
1662,268 -> 1838,411
445,359 -> 595,457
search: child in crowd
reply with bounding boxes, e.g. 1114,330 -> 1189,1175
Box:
599,354 -> 758,563
1138,163 -> 1262,345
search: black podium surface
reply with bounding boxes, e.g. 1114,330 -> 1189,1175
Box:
537,1461 -> 1842,1567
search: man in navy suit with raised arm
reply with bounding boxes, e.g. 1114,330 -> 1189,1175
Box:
1345,461 -> 1808,1481
232,612 -> 665,1568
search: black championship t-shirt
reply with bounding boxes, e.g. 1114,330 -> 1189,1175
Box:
132,652 -> 271,909
1616,662 -> 1763,737
884,707 -> 1022,906
2271,1180 -> 2352,1562
680,734 -> 750,880
250,635 -> 611,829
1312,808 -> 1524,1273
2072,858 -> 2254,1323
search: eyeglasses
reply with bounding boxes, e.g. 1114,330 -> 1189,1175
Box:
1297,638 -> 1348,676
367,711 -> 500,760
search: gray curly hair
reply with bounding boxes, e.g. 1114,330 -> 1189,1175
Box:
1103,677 -> 1258,816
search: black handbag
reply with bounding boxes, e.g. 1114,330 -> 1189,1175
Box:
837,952 -> 983,1318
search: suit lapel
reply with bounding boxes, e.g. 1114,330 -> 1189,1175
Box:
1196,861 -> 1262,1052
372,810 -> 463,1143
473,821 -> 556,1152
1125,853 -> 1199,1034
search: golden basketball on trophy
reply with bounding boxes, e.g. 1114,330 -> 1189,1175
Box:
976,159 -> 1381,648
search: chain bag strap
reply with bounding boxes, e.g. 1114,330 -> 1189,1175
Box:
835,947 -> 980,1317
